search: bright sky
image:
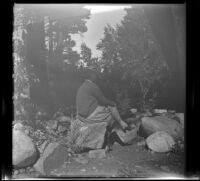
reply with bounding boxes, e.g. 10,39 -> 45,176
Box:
71,5 -> 131,57
84,5 -> 131,14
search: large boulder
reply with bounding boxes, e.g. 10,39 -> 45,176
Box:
33,142 -> 60,175
116,128 -> 138,143
146,131 -> 175,152
13,124 -> 39,168
175,113 -> 184,128
88,149 -> 106,159
141,116 -> 182,139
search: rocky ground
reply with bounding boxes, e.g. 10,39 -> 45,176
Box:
12,110 -> 185,179
12,136 -> 185,179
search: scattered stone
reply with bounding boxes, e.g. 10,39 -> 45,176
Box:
137,140 -> 146,146
59,116 -> 71,123
62,163 -> 67,169
143,111 -> 152,117
80,168 -> 86,172
141,116 -> 182,139
161,112 -> 176,119
13,128 -> 39,168
150,151 -> 155,154
88,149 -> 106,159
168,110 -> 176,114
19,168 -> 26,174
74,156 -> 89,164
179,143 -> 184,149
14,122 -> 24,131
135,165 -> 141,168
154,109 -> 167,114
146,131 -> 175,153
24,129 -> 30,135
116,126 -> 138,143
14,170 -> 19,175
175,113 -> 184,128
160,165 -> 170,172
130,108 -> 137,114
57,125 -> 68,133
26,167 -> 31,171
46,120 -> 58,130
33,142 -> 59,175
29,167 -> 35,172
39,140 -> 49,153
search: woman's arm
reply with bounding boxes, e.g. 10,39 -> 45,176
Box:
92,84 -> 115,107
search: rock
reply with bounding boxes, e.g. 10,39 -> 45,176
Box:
88,149 -> 106,159
80,168 -> 86,172
29,167 -> 35,172
175,113 -> 184,128
13,128 -> 39,168
24,129 -> 30,135
146,131 -> 175,153
73,156 -> 89,164
137,140 -> 146,146
143,111 -> 152,117
39,140 -> 49,154
58,116 -> 71,123
46,120 -> 58,130
154,109 -> 167,114
14,170 -> 19,175
92,166 -> 97,170
161,112 -> 176,119
33,142 -> 59,175
130,108 -> 137,114
57,125 -> 68,133
14,122 -> 24,130
116,126 -> 138,143
141,116 -> 182,139
160,165 -> 170,172
19,168 -> 26,173
168,110 -> 176,114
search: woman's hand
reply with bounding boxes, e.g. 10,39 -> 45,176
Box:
120,121 -> 128,129
109,101 -> 116,107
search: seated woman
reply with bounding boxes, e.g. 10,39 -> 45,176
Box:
69,67 -> 129,153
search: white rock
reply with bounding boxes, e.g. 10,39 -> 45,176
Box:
116,128 -> 137,143
160,165 -> 170,172
175,113 -> 184,128
59,116 -> 71,122
73,157 -> 88,164
46,120 -> 58,130
39,140 -> 49,153
168,110 -> 176,114
57,125 -> 68,133
88,149 -> 106,159
13,129 -> 38,168
141,116 -> 182,139
146,131 -> 175,152
14,170 -> 19,175
130,108 -> 137,114
80,168 -> 86,172
29,167 -> 35,172
154,109 -> 167,114
14,122 -> 24,131
33,142 -> 59,175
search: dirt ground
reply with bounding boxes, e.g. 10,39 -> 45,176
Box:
13,136 -> 185,179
